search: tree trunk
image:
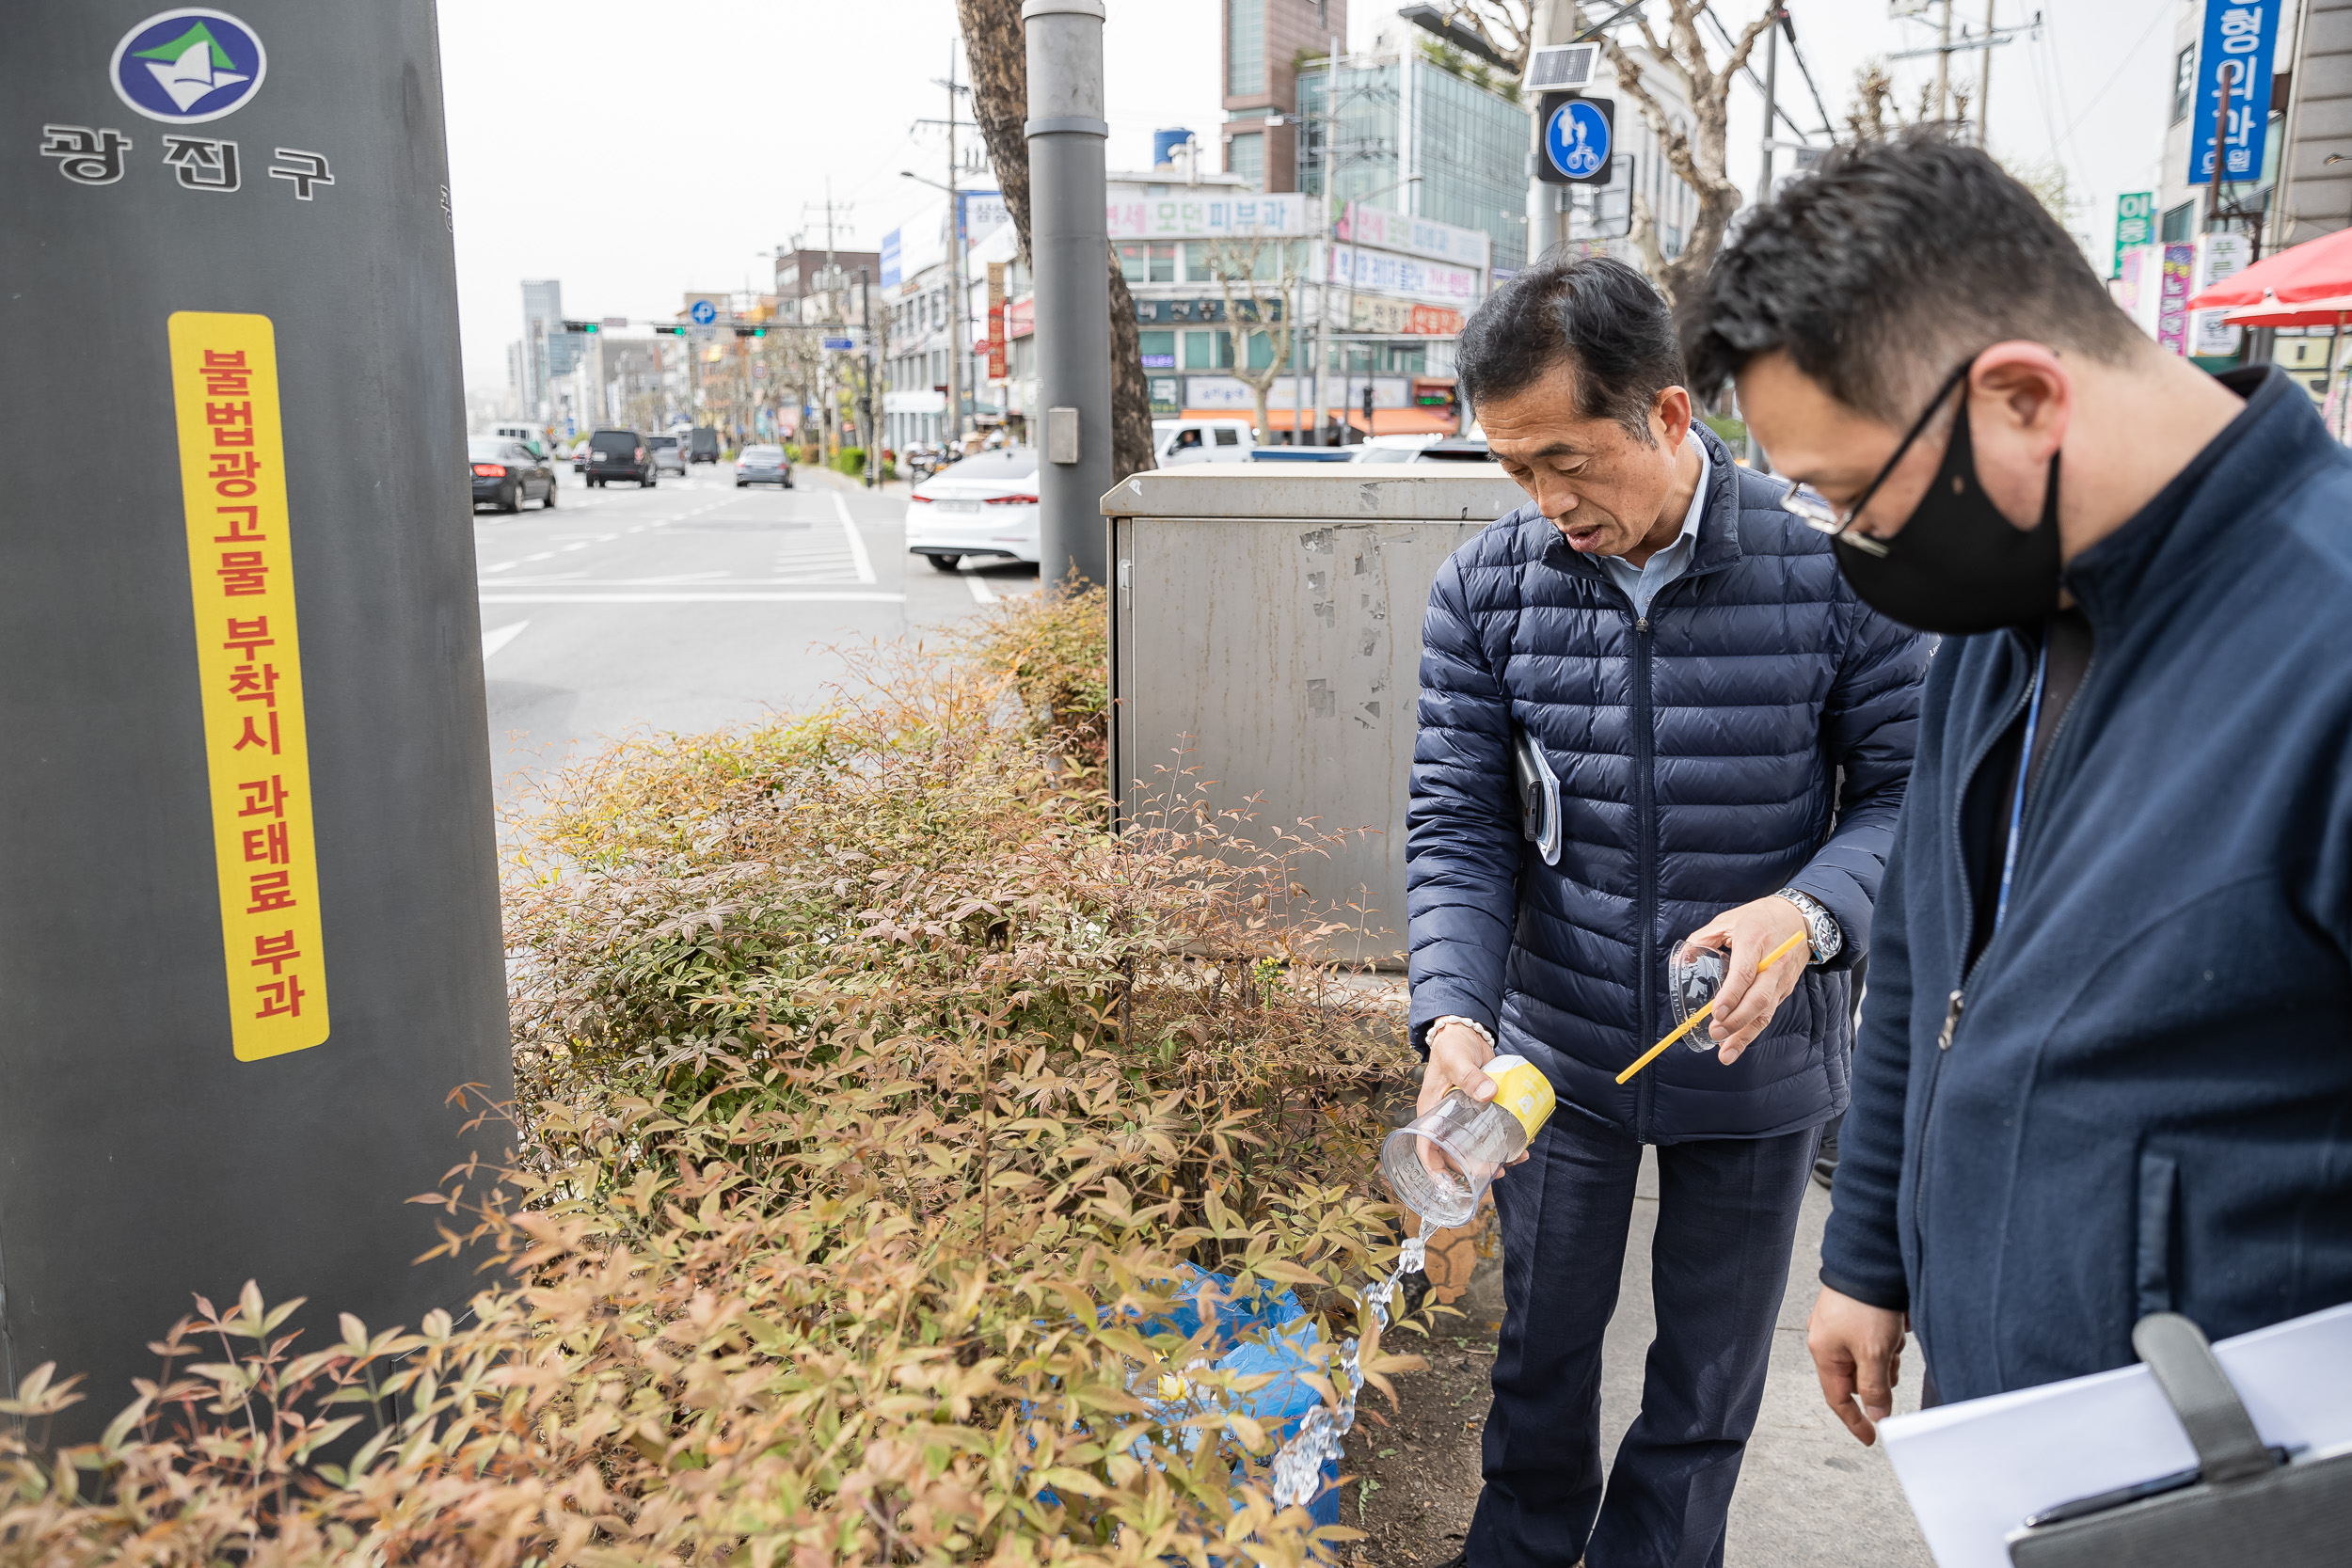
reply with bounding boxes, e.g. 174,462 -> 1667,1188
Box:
957,0 -> 1156,483
1105,260 -> 1157,483
957,0 -> 1031,252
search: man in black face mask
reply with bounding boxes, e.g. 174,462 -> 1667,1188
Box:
1681,131 -> 2352,1434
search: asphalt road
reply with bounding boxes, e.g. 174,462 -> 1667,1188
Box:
470,462 -> 1036,800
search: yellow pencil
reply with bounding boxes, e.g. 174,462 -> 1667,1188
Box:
1614,931 -> 1811,1085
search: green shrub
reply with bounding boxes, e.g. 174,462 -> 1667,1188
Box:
0,591 -> 1417,1565
833,446 -> 866,476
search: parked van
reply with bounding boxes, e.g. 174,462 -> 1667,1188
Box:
1152,418 -> 1255,466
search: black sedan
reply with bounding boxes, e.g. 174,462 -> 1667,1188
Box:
469,436 -> 556,512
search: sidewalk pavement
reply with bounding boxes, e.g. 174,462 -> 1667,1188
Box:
1629,1147 -> 1934,1566
1418,1147 -> 1932,1564
797,461 -> 913,499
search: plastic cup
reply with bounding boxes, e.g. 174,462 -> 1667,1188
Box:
1669,941 -> 1730,1052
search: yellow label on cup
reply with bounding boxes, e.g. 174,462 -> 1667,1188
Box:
1483,1055 -> 1555,1142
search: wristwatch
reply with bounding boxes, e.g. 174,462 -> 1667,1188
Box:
1774,887 -> 1843,964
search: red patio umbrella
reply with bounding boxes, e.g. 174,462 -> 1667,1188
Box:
2184,227 -> 2352,311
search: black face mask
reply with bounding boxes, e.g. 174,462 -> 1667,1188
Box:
1823,359 -> 2064,636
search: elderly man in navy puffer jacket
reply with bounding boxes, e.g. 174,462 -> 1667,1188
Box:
1405,255 -> 1928,1568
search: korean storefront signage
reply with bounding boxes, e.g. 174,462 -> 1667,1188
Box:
2187,0 -> 2280,186
1334,202 -> 1491,269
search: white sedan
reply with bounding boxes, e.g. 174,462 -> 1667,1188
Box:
905,448 -> 1040,572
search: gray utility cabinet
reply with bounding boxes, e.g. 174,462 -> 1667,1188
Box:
1102,467 -> 1526,965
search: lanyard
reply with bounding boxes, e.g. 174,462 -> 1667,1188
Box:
1994,639 -> 2049,936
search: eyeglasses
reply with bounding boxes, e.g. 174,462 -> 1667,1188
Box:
1774,356 -> 1979,561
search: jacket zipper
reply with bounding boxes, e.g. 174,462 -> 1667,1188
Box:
1633,611 -> 1658,1139
1911,636 -> 2038,1348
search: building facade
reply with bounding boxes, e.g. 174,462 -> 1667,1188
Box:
1221,0 -> 1349,193
2121,0 -> 2347,389
1295,35 -> 1529,276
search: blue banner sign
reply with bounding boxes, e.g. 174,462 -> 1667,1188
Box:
880,230 -> 902,291
2188,0 -> 2280,187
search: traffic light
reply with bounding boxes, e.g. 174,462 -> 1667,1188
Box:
734,325 -> 767,339
560,318 -> 599,334
655,325 -> 686,336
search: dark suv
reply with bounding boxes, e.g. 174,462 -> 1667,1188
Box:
586,428 -> 657,488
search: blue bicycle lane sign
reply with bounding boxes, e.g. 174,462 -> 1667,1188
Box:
1546,99 -> 1612,182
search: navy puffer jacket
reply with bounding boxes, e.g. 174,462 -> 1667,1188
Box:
1406,426 -> 1930,1142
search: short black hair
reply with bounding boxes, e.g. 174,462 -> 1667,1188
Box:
1455,253 -> 1685,443
1680,130 -> 2141,421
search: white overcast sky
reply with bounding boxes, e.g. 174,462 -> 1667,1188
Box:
440,0 -> 2176,392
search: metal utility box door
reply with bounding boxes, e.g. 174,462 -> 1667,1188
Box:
1104,467 -> 1524,964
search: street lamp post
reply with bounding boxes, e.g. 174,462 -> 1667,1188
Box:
1025,0 -> 1111,589
901,166 -> 969,455
859,266 -> 877,488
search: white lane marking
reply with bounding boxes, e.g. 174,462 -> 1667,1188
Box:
523,550 -> 555,561
965,573 -> 997,604
479,591 -> 906,604
498,576 -> 866,587
595,533 -> 616,542
627,525 -> 647,533
562,542 -> 590,551
832,492 -> 877,584
481,619 -> 530,658
480,561 -> 519,574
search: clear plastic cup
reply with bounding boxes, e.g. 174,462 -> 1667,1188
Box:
1669,941 -> 1730,1052
1379,1054 -> 1555,1229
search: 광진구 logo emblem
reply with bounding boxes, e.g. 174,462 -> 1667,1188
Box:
110,8 -> 267,124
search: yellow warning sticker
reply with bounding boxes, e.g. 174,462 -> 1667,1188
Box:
167,312 -> 328,1061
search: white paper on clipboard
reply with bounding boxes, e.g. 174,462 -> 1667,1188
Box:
1878,1301 -> 2352,1568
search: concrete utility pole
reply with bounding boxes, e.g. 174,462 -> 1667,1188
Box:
1024,0 -> 1111,588
859,266 -> 877,487
1977,0 -> 1996,146
1525,0 -> 1578,260
1,0 -> 509,1439
1934,0 -> 1954,123
1315,32 -> 1341,446
1756,5 -> 1781,207
945,46 -> 969,445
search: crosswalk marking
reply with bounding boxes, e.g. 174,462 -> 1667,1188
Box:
832,492 -> 876,583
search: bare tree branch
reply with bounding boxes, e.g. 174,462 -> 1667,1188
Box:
1442,1 -> 1535,71
956,0 -> 1031,261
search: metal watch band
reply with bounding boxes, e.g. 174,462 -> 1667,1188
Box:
1775,888 -> 1843,964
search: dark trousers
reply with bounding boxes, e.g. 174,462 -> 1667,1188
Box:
1467,1113 -> 1822,1568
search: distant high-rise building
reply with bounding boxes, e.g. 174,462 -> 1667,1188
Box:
1221,0 -> 1348,192
521,279 -> 563,417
